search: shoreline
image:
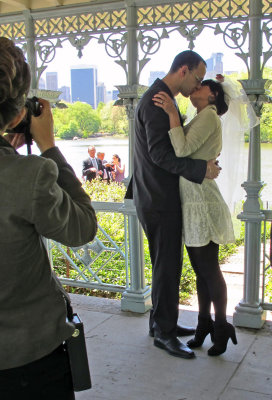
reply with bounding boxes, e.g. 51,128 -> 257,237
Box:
55,133 -> 128,141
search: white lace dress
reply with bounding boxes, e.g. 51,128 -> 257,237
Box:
169,104 -> 235,247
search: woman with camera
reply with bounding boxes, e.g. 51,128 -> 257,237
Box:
110,153 -> 125,183
0,37 -> 97,400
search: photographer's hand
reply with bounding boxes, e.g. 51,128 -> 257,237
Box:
30,99 -> 55,153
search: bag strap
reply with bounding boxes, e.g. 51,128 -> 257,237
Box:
52,272 -> 74,322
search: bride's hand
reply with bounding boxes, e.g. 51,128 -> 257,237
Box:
152,91 -> 177,116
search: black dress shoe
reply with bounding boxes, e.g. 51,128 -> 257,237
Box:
154,336 -> 195,359
149,324 -> 195,338
176,325 -> 195,336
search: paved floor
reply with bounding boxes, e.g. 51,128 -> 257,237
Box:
71,247 -> 272,400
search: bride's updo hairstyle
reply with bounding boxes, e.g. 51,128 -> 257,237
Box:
201,79 -> 228,116
0,37 -> 31,132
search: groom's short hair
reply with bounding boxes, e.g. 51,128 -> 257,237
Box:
170,50 -> 206,73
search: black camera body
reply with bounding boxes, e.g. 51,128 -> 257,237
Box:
106,163 -> 115,171
6,96 -> 41,145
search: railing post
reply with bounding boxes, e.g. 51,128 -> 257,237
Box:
117,0 -> 151,313
233,0 -> 266,328
120,200 -> 152,313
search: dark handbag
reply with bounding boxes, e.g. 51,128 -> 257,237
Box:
65,311 -> 92,392
53,273 -> 92,392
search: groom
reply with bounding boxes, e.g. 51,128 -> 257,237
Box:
127,50 -> 220,359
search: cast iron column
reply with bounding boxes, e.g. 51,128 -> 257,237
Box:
234,0 -> 266,328
120,0 -> 151,313
23,10 -> 38,89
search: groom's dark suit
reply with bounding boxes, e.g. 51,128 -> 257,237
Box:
130,78 -> 207,337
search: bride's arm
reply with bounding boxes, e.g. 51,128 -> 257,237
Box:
153,91 -> 216,157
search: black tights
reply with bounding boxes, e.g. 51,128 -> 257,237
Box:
186,241 -> 227,323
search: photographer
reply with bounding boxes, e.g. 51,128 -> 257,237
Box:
108,154 -> 125,183
0,38 -> 97,400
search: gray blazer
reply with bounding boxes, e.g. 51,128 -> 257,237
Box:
0,139 -> 97,369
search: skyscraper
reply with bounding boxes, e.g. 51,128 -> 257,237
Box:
70,65 -> 97,108
205,53 -> 224,79
112,89 -> 119,101
59,86 -> 71,103
46,71 -> 58,90
148,71 -> 165,86
106,90 -> 113,103
38,77 -> 46,90
97,82 -> 106,104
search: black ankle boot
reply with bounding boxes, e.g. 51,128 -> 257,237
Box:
187,316 -> 214,348
207,321 -> 237,356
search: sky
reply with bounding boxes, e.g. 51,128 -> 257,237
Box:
42,25 -> 272,92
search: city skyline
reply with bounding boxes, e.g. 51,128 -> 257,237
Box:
41,51 -> 236,106
43,27 -> 263,92
41,67 -> 119,106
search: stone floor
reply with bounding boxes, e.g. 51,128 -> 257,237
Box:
70,247 -> 272,400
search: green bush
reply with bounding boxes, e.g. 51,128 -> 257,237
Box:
84,179 -> 126,202
265,268 -> 272,303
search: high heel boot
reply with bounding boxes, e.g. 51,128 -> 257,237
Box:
208,321 -> 237,356
187,316 -> 214,348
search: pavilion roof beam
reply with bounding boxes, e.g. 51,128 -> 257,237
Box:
0,0 -> 63,11
0,0 -> 29,9
43,0 -> 63,5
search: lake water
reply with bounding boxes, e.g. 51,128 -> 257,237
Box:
21,138 -> 272,205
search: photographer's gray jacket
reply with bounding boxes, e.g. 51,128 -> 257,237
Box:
0,140 -> 97,370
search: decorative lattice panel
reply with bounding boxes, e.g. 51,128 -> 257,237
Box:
0,2 -> 271,41
34,9 -> 127,37
0,21 -> 25,40
137,1 -> 250,26
263,0 -> 272,16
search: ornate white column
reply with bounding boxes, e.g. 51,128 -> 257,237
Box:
233,0 -> 267,328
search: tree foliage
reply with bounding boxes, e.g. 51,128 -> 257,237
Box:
58,120 -> 80,139
53,100 -> 128,138
52,101 -> 100,138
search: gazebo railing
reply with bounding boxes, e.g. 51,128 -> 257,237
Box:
49,200 -> 272,314
50,201 -> 130,294
261,209 -> 272,311
49,200 -> 152,313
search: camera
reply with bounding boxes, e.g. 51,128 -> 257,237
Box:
6,96 -> 41,154
107,163 -> 115,171
6,96 -> 41,142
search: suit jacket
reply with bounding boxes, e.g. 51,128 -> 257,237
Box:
82,157 -> 104,181
102,160 -> 112,182
129,78 -> 207,212
0,137 -> 97,369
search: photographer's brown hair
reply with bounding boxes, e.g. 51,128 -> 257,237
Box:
0,38 -> 31,131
